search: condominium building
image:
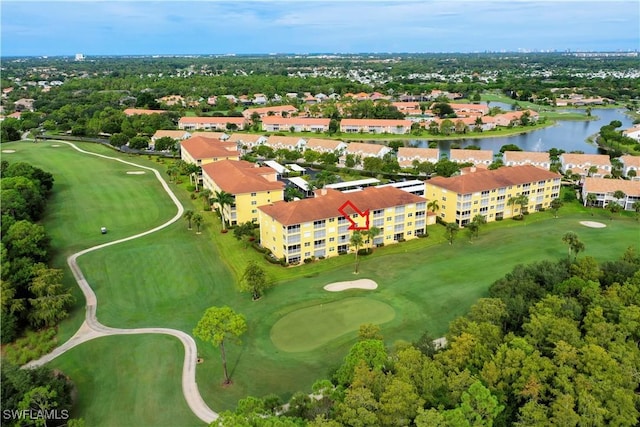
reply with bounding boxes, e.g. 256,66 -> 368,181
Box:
581,178 -> 640,210
180,136 -> 239,166
258,186 -> 431,263
425,165 -> 561,225
201,160 -> 284,225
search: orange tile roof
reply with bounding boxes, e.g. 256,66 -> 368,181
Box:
259,186 -> 425,225
620,155 -> 640,168
427,165 -> 560,194
503,151 -> 551,163
397,147 -> 439,160
583,177 -> 640,196
449,149 -> 494,162
202,160 -> 283,194
243,105 -> 298,116
265,135 -> 304,147
344,142 -> 390,155
226,133 -> 264,143
190,131 -> 228,139
179,116 -> 245,124
340,118 -> 412,127
560,153 -> 611,166
153,130 -> 190,139
261,117 -> 330,126
180,136 -> 238,159
305,138 -> 346,151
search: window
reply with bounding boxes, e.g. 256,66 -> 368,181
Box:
251,192 -> 257,197
304,242 -> 310,247
251,201 -> 257,205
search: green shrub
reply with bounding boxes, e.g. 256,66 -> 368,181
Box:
186,185 -> 196,192
3,328 -> 57,365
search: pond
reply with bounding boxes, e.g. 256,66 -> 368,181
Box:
408,108 -> 635,155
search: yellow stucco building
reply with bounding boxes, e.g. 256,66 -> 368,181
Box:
180,136 -> 239,166
201,160 -> 284,225
425,165 -> 561,225
258,186 -> 432,263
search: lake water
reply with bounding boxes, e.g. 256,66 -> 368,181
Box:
408,108 -> 635,155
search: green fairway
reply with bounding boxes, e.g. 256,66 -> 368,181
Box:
6,140 -> 639,425
270,297 -> 395,352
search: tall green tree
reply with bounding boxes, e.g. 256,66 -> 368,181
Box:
550,198 -> 563,218
426,200 -> 440,236
211,190 -> 234,230
612,190 -> 626,212
192,213 -> 203,234
240,261 -> 273,300
364,226 -> 381,252
471,214 -> 487,238
350,231 -> 364,274
446,222 -> 459,245
27,264 -> 74,329
193,306 -> 247,385
183,209 -> 194,230
562,232 -> 585,260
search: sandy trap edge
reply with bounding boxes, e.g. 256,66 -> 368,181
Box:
580,221 -> 607,229
324,279 -> 378,292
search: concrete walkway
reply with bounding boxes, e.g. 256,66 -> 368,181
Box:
23,141 -> 218,424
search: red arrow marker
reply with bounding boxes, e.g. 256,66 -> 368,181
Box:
338,200 -> 370,230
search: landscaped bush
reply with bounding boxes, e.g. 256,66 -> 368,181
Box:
3,328 -> 57,365
496,217 -> 504,221
186,185 -> 196,192
357,248 -> 373,256
264,253 -> 281,264
304,257 -> 313,264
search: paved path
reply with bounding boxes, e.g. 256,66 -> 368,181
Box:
23,141 -> 218,424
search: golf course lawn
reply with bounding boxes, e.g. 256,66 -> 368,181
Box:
5,140 -> 640,425
270,297 -> 395,352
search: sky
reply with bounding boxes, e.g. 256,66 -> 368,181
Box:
1,1 -> 639,56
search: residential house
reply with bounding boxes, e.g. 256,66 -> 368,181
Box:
150,130 -> 191,150
430,116 -> 496,132
158,95 -> 185,107
261,117 -> 330,133
449,149 -> 494,167
392,102 -> 422,116
123,108 -> 168,117
226,133 -> 268,151
449,103 -> 489,117
265,135 -> 305,151
581,178 -> 640,210
343,142 -> 392,159
559,153 -> 612,178
304,138 -> 348,154
620,155 -> 640,180
503,151 -> 552,170
493,110 -> 539,127
178,116 -> 247,131
425,165 -> 561,225
202,160 -> 284,225
258,186 -> 431,263
340,119 -> 412,134
190,131 -> 229,140
397,147 -> 439,168
252,94 -> 268,105
180,136 -> 239,166
622,124 -> 640,141
242,105 -> 298,120
14,98 -> 35,112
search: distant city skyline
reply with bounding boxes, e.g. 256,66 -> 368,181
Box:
1,1 -> 639,57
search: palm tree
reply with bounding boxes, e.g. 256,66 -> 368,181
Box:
612,190 -> 626,213
633,201 -> 640,221
350,231 -> 364,274
183,209 -> 194,230
211,190 -> 234,230
446,222 -> 459,245
562,231 -> 585,260
365,226 -> 381,252
587,165 -> 598,177
199,188 -> 212,211
508,194 -> 528,219
192,213 -> 203,234
550,198 -> 563,219
586,193 -> 598,215
426,200 -> 440,237
185,163 -> 200,190
471,214 -> 486,238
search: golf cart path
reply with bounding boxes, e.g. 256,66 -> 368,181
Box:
23,142 -> 219,424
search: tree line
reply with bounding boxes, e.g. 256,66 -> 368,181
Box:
1,160 -> 74,344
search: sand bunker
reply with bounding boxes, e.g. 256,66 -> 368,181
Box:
126,171 -> 146,175
324,279 -> 378,292
2,149 -> 16,153
51,144 -> 62,147
580,221 -> 607,229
